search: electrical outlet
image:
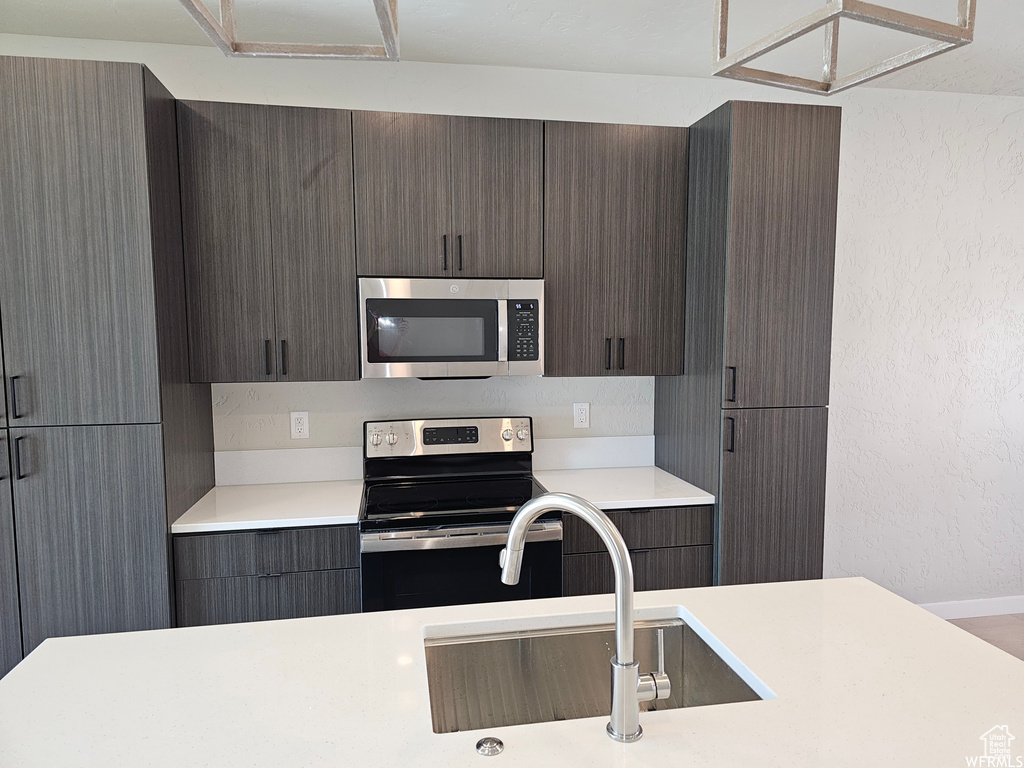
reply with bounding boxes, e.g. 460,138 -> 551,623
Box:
573,402 -> 590,429
290,411 -> 310,440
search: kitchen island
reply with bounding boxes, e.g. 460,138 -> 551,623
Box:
1,577 -> 1021,767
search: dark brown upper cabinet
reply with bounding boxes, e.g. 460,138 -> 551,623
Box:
544,121 -> 688,377
0,57 -> 163,426
353,112 -> 543,279
723,102 -> 840,409
450,116 -> 543,278
267,106 -> 359,382
178,101 -> 358,383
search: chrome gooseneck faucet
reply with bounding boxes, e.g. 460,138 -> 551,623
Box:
499,492 -> 670,742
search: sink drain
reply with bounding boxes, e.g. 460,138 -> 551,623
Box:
475,737 -> 504,756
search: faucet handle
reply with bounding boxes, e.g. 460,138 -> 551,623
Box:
636,671 -> 671,702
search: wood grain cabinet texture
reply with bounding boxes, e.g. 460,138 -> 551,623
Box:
723,102 -> 840,410
0,57 -> 214,662
174,526 -> 361,627
353,111 -> 543,278
562,506 -> 714,596
0,432 -> 22,677
178,101 -> 358,383
176,570 -> 360,627
11,425 -> 172,654
544,121 -> 688,377
562,506 -> 713,554
0,57 -> 161,427
654,101 -> 840,586
719,408 -> 828,584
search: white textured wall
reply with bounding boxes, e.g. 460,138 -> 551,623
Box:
827,92 -> 1024,603
2,34 -> 1022,603
212,378 -> 654,450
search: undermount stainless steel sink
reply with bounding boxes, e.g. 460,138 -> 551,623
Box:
424,610 -> 771,734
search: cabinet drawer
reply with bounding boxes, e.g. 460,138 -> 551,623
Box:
176,568 -> 361,627
562,506 -> 713,554
174,525 -> 359,580
563,546 -> 713,596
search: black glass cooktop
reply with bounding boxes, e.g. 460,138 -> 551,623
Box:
359,475 -> 549,530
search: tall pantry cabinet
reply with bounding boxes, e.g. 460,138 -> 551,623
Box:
0,56 -> 214,672
655,101 -> 841,585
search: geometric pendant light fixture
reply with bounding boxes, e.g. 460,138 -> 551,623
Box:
713,0 -> 976,95
178,0 -> 399,60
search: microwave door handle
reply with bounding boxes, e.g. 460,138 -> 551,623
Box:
497,299 -> 508,362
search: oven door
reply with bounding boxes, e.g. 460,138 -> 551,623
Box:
359,278 -> 507,379
360,521 -> 563,612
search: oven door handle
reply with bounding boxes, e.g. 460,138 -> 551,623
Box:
360,521 -> 562,553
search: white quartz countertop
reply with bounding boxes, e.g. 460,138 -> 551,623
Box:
171,467 -> 713,534
2,577 -> 1021,767
535,466 -> 714,509
170,480 -> 364,533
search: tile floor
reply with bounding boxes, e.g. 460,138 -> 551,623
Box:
950,613 -> 1024,661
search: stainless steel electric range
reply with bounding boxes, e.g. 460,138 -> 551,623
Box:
358,416 -> 562,612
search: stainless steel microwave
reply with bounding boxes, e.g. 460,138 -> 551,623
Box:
358,278 -> 545,379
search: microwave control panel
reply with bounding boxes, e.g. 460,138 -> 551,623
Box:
508,300 -> 540,361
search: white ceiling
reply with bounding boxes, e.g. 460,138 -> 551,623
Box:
1,0 -> 1021,97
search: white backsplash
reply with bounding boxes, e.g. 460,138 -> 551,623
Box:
212,377 -> 654,451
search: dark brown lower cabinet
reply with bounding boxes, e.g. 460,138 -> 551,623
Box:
562,505 -> 714,596
176,569 -> 360,627
11,425 -> 172,654
173,525 -> 361,627
563,546 -> 713,596
0,432 -> 23,677
719,407 -> 828,585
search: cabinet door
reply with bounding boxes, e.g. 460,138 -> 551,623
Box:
275,569 -> 361,620
617,125 -> 688,376
563,546 -> 713,596
178,100 -> 277,382
0,57 -> 161,425
267,106 -> 359,382
724,103 -> 840,408
562,506 -> 713,554
719,406 -> 828,585
544,121 -> 629,376
544,122 -> 686,376
353,112 -> 452,277
260,526 -> 359,573
450,117 -> 543,278
11,425 -> 170,653
174,525 -> 359,581
176,569 -> 360,627
176,576 -> 266,627
0,433 -> 22,677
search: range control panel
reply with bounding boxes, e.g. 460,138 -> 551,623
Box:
422,426 -> 479,445
508,300 -> 540,361
365,417 -> 533,458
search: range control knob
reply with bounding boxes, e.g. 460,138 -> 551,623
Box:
385,432 -> 398,446
501,428 -> 514,442
516,428 -> 529,442
369,432 -> 383,447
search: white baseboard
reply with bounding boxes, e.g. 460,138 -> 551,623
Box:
918,594 -> 1024,620
214,435 -> 656,485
